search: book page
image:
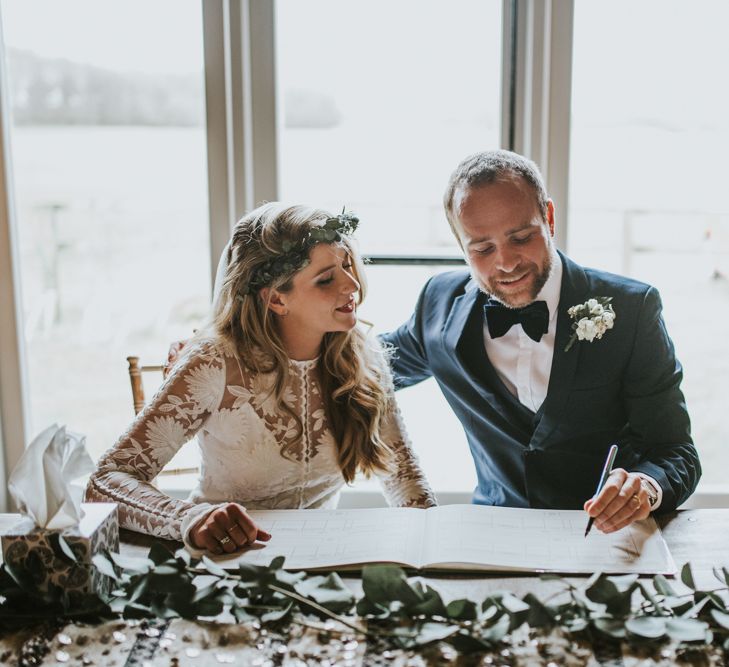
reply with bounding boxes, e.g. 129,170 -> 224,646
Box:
422,505 -> 675,574
217,508 -> 427,570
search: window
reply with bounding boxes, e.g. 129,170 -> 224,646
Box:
2,1 -> 716,503
1,0 -> 209,462
568,0 -> 729,486
276,0 -> 503,491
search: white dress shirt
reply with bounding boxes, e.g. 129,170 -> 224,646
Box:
483,254 -> 562,413
482,252 -> 662,510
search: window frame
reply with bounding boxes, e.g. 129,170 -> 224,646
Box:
0,0 -> 576,506
204,0 -> 575,261
0,0 -> 613,506
0,11 -> 30,511
3,0 -> 724,504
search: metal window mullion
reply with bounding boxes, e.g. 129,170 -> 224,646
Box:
501,0 -> 517,150
202,0 -> 278,290
0,13 -> 30,511
544,0 -> 574,252
502,0 -> 574,251
364,255 -> 465,267
248,0 -> 278,204
203,0 -> 239,288
230,0 -> 254,215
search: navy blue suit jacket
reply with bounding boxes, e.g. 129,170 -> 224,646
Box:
381,252 -> 700,512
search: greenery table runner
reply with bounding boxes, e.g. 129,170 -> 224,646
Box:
2,542 -> 729,665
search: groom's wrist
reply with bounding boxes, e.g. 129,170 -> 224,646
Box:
634,473 -> 662,511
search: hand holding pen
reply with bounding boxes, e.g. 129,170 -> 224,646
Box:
584,445 -> 652,536
584,445 -> 618,537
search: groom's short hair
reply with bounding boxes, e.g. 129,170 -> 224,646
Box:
443,150 -> 550,238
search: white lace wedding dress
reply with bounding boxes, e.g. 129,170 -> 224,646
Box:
85,339 -> 436,548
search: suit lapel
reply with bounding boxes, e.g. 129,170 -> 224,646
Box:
442,280 -> 487,384
442,280 -> 532,437
530,252 -> 589,447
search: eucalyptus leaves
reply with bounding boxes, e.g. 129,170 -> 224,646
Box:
3,543 -> 729,659
243,210 -> 359,295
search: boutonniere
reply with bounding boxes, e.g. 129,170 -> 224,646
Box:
564,297 -> 616,352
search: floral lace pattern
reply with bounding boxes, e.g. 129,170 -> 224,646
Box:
85,340 -> 436,544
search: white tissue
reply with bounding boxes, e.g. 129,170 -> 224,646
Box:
8,423 -> 95,530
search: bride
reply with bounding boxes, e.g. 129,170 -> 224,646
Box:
85,203 -> 435,555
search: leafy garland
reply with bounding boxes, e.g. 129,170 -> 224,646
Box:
241,210 -> 359,295
2,543 -> 729,657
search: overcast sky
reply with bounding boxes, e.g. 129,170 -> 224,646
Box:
0,0 -> 203,75
2,0 -> 728,126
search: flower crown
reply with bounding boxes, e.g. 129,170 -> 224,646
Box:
242,210 -> 359,296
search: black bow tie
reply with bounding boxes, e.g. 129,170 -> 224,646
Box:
484,299 -> 549,343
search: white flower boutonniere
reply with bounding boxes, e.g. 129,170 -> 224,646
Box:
564,297 -> 616,352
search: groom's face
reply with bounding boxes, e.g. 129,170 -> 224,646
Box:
453,176 -> 555,308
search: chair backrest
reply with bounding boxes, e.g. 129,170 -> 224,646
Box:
126,356 -> 165,414
125,355 -> 199,477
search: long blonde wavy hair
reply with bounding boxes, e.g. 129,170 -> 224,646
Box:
204,202 -> 396,483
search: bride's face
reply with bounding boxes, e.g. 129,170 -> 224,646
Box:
276,243 -> 360,336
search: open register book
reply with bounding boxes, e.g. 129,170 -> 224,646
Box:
217,504 -> 676,575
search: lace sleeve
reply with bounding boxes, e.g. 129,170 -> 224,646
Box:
375,352 -> 437,509
84,342 -> 226,541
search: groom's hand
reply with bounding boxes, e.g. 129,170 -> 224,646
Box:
583,468 -> 651,533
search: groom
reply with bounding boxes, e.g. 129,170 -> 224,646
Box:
381,150 -> 700,533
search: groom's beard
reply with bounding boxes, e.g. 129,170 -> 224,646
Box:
479,249 -> 555,308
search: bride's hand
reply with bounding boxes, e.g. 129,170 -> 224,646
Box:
190,503 -> 272,554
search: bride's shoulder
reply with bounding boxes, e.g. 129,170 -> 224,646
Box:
185,337 -> 267,378
175,336 -> 229,367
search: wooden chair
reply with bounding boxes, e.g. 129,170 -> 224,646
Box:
126,356 -> 199,477
126,356 -> 165,415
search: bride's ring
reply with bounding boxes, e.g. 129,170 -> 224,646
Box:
630,494 -> 640,507
219,535 -> 233,546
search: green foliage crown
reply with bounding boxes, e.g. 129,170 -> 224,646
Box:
243,210 -> 359,296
